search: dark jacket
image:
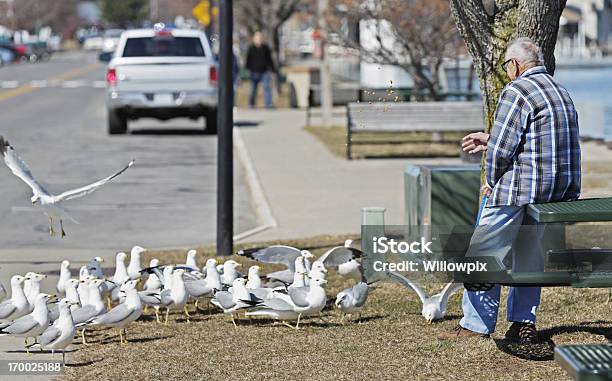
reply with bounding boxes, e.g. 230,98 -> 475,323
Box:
245,43 -> 275,73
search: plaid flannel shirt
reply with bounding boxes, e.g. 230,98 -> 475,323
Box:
486,66 -> 581,207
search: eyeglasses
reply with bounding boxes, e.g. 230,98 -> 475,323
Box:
501,58 -> 514,71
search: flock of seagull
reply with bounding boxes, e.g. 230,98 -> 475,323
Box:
0,135 -> 464,366
0,239 -> 463,365
0,241 -> 366,364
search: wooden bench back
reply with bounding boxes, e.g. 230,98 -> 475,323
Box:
347,101 -> 484,132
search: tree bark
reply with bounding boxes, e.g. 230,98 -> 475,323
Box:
448,0 -> 566,188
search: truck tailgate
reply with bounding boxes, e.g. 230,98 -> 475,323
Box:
114,57 -> 212,92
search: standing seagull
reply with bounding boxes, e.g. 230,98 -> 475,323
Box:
388,272 -> 462,323
84,279 -> 143,344
0,293 -> 52,352
0,136 -> 134,237
184,250 -> 199,271
335,282 -> 370,323
28,298 -> 78,366
56,260 -> 71,295
0,275 -> 29,323
127,246 -> 146,280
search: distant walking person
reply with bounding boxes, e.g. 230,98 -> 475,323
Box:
245,32 -> 275,108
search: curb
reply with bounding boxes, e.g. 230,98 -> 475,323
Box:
233,127 -> 277,241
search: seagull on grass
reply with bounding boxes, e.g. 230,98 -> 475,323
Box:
0,275 -> 29,323
237,246 -> 314,284
316,240 -> 363,280
0,136 -> 134,237
82,279 -> 142,345
0,293 -> 53,352
246,278 -> 328,329
28,298 -> 78,366
56,260 -> 71,295
335,282 -> 370,323
387,271 -> 462,323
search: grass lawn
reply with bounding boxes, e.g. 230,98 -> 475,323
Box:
305,125 -> 467,159
63,235 -> 612,381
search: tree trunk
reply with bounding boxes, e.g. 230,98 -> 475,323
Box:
448,0 -> 566,189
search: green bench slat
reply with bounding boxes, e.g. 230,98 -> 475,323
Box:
527,198 -> 612,223
555,344 -> 612,381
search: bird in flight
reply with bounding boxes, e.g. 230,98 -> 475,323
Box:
0,136 -> 134,238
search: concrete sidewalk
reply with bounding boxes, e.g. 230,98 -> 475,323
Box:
234,108 -> 462,242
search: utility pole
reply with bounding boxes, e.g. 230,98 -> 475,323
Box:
317,0 -> 333,127
149,0 -> 159,21
217,0 -> 233,255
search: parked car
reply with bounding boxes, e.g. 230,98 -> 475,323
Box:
0,42 -> 23,63
0,47 -> 15,65
102,29 -> 124,53
83,33 -> 104,50
103,27 -> 218,134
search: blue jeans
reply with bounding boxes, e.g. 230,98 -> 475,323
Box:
459,205 -> 544,334
249,71 -> 272,107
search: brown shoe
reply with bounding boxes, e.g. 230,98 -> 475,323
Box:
505,322 -> 538,344
438,324 -> 490,340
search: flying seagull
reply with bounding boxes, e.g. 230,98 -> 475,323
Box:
387,271 -> 462,323
238,246 -> 313,284
0,136 -> 134,237
316,240 -> 364,280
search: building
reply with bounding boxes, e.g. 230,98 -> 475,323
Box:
558,0 -> 612,57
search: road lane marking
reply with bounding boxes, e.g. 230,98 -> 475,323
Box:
61,80 -> 85,88
30,80 -> 48,88
0,62 -> 100,101
0,85 -> 34,101
12,204 -> 188,212
0,81 -> 18,88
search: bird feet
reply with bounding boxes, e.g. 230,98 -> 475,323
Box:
60,220 -> 66,238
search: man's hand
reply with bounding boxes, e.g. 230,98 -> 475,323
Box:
481,185 -> 492,197
462,132 -> 490,154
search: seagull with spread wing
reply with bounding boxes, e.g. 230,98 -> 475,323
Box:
0,136 -> 134,237
387,271 -> 462,323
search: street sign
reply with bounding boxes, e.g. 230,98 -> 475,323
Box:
193,0 -> 211,26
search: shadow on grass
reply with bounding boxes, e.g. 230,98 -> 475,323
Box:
130,128 -> 209,135
91,333 -> 172,346
231,313 -> 386,328
494,321 -> 612,361
66,358 -> 102,367
235,120 -> 260,127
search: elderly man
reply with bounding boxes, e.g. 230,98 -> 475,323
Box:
439,37 -> 581,343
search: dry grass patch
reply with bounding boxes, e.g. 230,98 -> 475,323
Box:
62,235 -> 612,381
305,125 -> 464,159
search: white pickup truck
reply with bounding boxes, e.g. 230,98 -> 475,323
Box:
105,28 -> 218,134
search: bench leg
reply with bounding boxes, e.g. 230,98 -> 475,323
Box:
347,129 -> 352,160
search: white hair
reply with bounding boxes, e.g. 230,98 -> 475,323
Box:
505,37 -> 544,68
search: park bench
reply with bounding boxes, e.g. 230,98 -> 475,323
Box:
345,101 -> 484,159
362,198 -> 612,380
555,344 -> 612,381
452,198 -> 612,289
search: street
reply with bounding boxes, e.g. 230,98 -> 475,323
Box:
0,50 -> 257,250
